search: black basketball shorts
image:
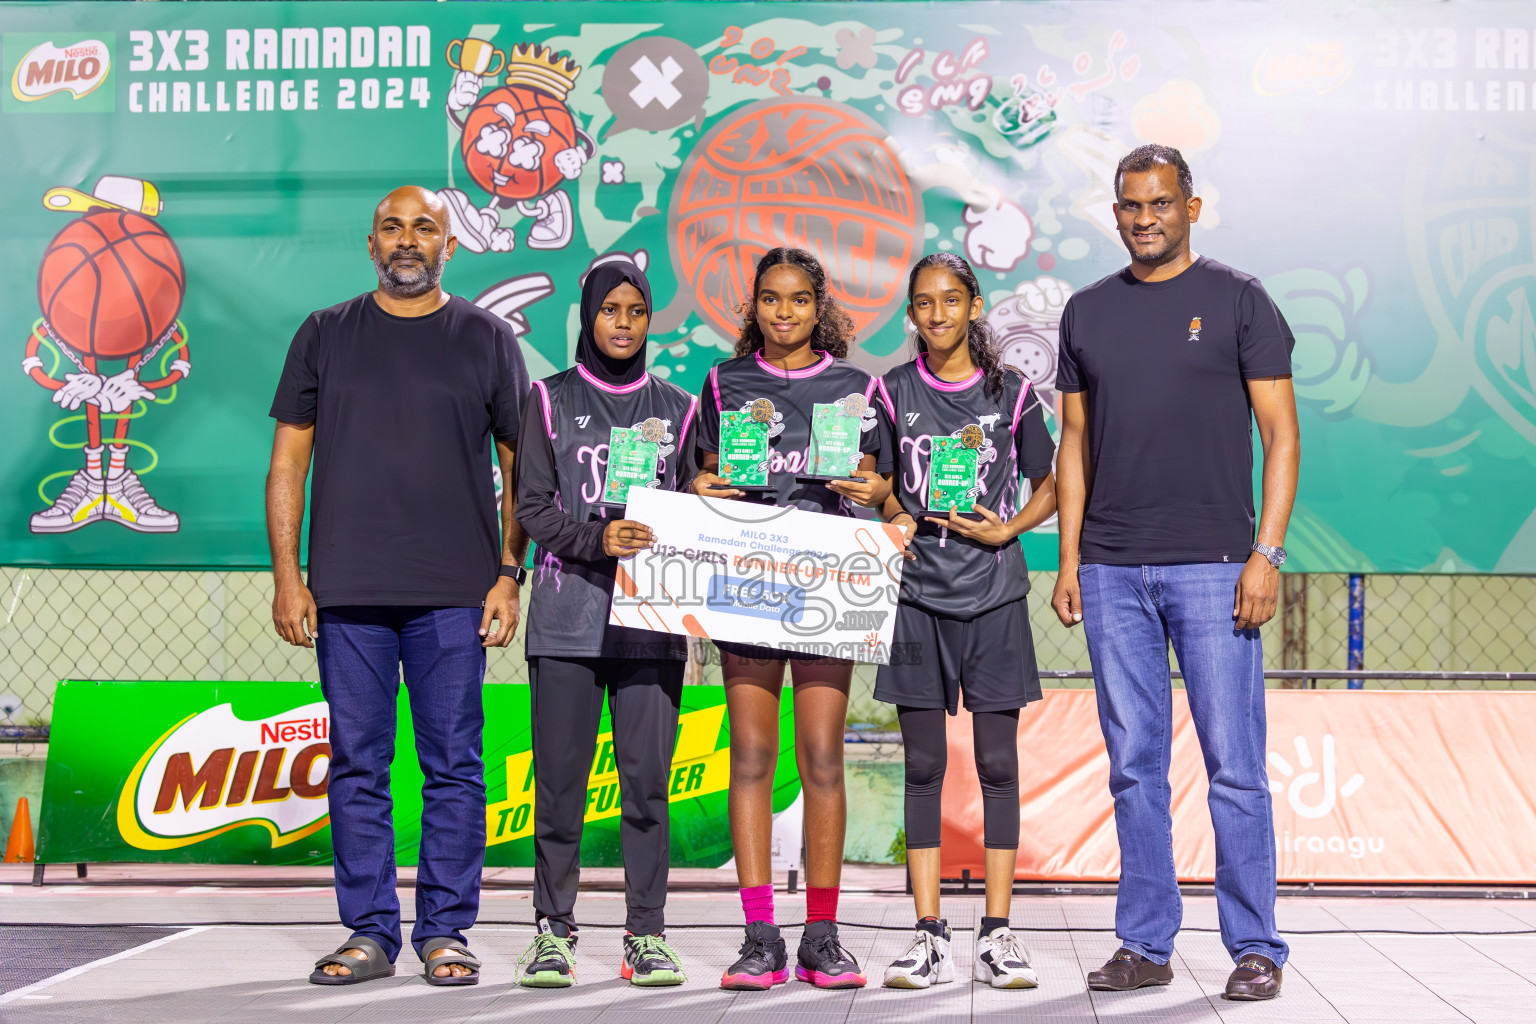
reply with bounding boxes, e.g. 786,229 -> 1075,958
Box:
874,597 -> 1043,714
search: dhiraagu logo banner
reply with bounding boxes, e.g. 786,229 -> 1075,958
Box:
39,679 -> 795,868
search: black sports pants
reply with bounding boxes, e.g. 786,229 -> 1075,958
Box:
529,656 -> 683,935
898,705 -> 1020,850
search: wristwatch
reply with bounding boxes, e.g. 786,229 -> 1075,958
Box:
499,564 -> 527,586
1251,543 -> 1287,568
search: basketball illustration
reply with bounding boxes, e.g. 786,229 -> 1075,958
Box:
461,84 -> 582,202
37,209 -> 184,359
640,417 -> 666,442
842,394 -> 867,417
960,424 -> 985,449
25,176 -> 190,537
750,398 -> 775,423
442,42 -> 592,252
669,96 -> 923,342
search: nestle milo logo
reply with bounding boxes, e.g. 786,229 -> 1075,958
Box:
117,701 -> 332,851
261,716 -> 328,745
9,37 -> 110,102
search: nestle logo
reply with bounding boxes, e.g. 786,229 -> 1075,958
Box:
260,717 -> 328,745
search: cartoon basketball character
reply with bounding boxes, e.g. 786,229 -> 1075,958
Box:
23,176 -> 187,533
440,41 -> 593,253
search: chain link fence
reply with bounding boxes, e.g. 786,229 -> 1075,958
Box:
2,567 -> 1532,740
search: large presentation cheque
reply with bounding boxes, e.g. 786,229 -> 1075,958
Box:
610,488 -> 907,664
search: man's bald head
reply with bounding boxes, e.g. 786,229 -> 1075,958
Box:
368,186 -> 457,299
372,185 -> 451,234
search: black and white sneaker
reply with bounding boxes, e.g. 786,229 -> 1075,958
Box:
883,918 -> 954,988
974,925 -> 1038,988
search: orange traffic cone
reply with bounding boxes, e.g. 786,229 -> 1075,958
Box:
4,797 -> 35,863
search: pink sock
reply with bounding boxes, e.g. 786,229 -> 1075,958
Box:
740,884 -> 774,926
806,885 -> 839,923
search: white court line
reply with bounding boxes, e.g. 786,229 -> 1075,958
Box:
0,926 -> 208,1005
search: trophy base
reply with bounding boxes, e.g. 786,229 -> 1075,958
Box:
925,509 -> 986,522
714,484 -> 777,494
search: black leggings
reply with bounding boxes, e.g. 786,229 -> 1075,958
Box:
898,706 -> 1020,850
529,656 -> 683,935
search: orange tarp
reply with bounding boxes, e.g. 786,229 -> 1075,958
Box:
938,690 -> 1536,883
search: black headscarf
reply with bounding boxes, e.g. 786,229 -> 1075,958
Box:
577,261 -> 652,387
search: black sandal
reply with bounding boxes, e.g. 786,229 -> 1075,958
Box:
310,935 -> 395,985
421,936 -> 481,986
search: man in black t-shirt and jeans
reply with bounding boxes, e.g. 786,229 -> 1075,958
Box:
1051,146 -> 1299,1001
267,186 -> 529,986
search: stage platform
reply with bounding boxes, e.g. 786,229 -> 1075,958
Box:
1,864 -> 1532,1023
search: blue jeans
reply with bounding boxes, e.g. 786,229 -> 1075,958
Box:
315,606 -> 487,962
1079,563 -> 1287,968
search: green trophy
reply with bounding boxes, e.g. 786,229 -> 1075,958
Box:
601,423 -> 660,507
719,403 -> 772,490
801,398 -> 864,482
927,430 -> 982,519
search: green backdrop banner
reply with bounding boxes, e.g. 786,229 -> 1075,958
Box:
3,1 -> 1534,572
37,680 -> 796,867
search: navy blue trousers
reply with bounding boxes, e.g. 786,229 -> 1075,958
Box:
315,605 -> 487,961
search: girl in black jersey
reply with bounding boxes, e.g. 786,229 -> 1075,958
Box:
690,248 -> 891,991
513,259 -> 696,989
873,254 -> 1057,992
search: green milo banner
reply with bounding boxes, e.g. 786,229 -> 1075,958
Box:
3,1 -> 1535,573
37,680 -> 797,867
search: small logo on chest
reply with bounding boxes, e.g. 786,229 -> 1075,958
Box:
1188,316 -> 1203,342
905,411 -> 920,426
574,414 -> 592,428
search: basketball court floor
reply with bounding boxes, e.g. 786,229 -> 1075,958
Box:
1,864 -> 1531,1024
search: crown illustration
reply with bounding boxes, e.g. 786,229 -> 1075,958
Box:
504,44 -> 581,101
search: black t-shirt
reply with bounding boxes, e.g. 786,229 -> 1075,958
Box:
269,292 -> 528,607
514,365 -> 695,660
1055,257 -> 1294,565
875,359 -> 1055,618
696,350 -> 886,515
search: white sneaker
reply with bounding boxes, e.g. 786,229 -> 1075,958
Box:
883,921 -> 954,988
30,467 -> 104,533
103,468 -> 180,532
523,190 -> 573,249
974,926 -> 1038,988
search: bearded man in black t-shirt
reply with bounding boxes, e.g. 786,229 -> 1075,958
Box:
1050,147 -> 1300,1002
267,187 -> 529,987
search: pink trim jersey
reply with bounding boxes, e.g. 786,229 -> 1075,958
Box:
876,359 -> 1055,618
696,351 -> 887,515
515,367 -> 695,659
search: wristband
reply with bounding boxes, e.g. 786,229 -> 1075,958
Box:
499,564 -> 526,586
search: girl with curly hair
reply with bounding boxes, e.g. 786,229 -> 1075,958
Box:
690,247 -> 891,991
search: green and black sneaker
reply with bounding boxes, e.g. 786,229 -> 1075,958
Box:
622,932 -> 686,986
518,920 -> 577,988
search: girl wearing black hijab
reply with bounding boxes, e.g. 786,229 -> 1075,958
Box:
512,258 -> 697,988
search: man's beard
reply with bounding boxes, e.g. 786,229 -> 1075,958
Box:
373,248 -> 442,298
1126,225 -> 1185,264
